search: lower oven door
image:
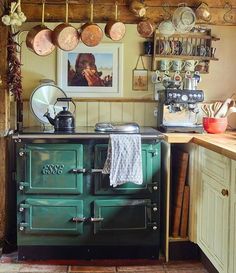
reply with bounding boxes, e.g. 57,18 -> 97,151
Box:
19,198 -> 84,235
92,199 -> 159,244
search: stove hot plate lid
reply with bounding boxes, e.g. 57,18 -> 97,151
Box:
95,122 -> 140,133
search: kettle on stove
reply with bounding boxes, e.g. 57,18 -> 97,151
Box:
44,97 -> 76,131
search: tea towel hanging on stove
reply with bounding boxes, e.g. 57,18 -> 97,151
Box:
102,134 -> 143,187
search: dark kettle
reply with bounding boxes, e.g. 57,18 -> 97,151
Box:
44,97 -> 76,131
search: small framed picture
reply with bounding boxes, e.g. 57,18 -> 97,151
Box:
132,69 -> 148,91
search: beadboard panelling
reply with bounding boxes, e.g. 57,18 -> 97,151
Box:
134,103 -> 145,126
145,103 -> 157,127
76,102 -> 87,126
23,101 -> 29,128
111,102 -> 123,123
87,102 -> 99,126
23,101 -> 157,127
99,102 -> 111,122
122,102 -> 134,122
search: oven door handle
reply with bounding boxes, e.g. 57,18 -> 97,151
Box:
71,168 -> 87,174
91,169 -> 103,173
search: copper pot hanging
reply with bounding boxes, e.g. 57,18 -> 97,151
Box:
105,2 -> 126,41
137,18 -> 156,38
129,0 -> 147,17
52,0 -> 79,51
80,1 -> 103,47
26,1 -> 55,56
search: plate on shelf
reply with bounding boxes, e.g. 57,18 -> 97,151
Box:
171,40 -> 182,55
181,41 -> 193,55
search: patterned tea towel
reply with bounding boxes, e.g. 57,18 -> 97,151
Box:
102,134 -> 143,187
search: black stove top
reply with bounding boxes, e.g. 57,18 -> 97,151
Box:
13,126 -> 164,140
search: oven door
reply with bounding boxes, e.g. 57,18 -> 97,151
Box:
93,143 -> 160,195
18,144 -> 84,194
19,198 -> 84,235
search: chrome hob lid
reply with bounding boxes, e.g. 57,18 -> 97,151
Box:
95,122 -> 140,133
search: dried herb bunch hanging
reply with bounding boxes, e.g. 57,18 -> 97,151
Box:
7,29 -> 22,100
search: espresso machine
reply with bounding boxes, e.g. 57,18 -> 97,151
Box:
157,89 -> 204,133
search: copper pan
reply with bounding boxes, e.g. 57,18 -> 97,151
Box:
80,1 -> 103,47
137,18 -> 156,38
26,1 -> 55,56
52,0 -> 79,51
105,2 -> 126,41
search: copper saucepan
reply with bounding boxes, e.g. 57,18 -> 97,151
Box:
26,1 -> 55,56
137,18 -> 156,38
80,1 -> 103,47
105,2 -> 126,41
52,0 -> 79,51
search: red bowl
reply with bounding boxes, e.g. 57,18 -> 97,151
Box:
203,117 -> 228,134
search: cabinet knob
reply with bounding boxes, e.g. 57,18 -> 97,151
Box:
153,226 -> 158,230
153,207 -> 158,212
221,189 -> 229,196
153,186 -> 158,191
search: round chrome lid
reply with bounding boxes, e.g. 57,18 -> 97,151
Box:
30,83 -> 68,124
95,122 -> 140,133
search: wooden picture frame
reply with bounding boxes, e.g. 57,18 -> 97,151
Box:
132,69 -> 148,91
57,43 -> 123,97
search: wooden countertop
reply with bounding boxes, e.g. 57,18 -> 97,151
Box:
163,131 -> 236,161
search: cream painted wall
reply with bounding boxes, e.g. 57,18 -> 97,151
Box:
20,23 -> 153,100
20,23 -> 236,128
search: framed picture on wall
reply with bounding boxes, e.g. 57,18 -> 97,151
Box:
57,43 -> 123,97
132,69 -> 148,91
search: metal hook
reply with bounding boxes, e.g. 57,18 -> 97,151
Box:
223,1 -> 234,23
162,3 -> 171,20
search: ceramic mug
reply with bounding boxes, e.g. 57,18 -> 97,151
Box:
184,60 -> 199,72
159,60 -> 172,71
151,70 -> 162,83
172,60 -> 185,71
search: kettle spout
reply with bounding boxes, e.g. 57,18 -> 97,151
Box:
43,111 -> 55,126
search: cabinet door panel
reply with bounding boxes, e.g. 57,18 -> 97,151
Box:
93,143 -> 160,195
198,173 -> 229,273
20,144 -> 83,194
93,199 -> 154,233
20,198 -> 84,235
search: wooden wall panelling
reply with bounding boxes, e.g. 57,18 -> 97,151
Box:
134,102 -> 145,126
99,102 -> 111,123
20,0 -> 236,25
122,102 -> 134,122
144,102 -> 157,127
87,102 -> 99,126
111,102 -> 123,122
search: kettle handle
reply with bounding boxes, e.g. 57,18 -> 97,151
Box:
57,97 -> 73,102
55,97 -> 76,114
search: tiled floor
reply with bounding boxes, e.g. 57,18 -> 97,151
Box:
0,253 -> 209,273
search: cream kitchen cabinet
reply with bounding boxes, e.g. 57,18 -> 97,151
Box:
229,160 -> 236,273
197,147 -> 231,273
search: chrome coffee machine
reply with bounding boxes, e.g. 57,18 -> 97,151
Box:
157,89 -> 204,133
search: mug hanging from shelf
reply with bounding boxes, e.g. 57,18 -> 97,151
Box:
132,55 -> 148,91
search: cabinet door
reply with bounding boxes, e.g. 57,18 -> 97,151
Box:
19,198 -> 84,235
93,143 -> 160,195
92,199 -> 157,234
18,144 -> 84,194
198,172 -> 229,273
229,160 -> 236,273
